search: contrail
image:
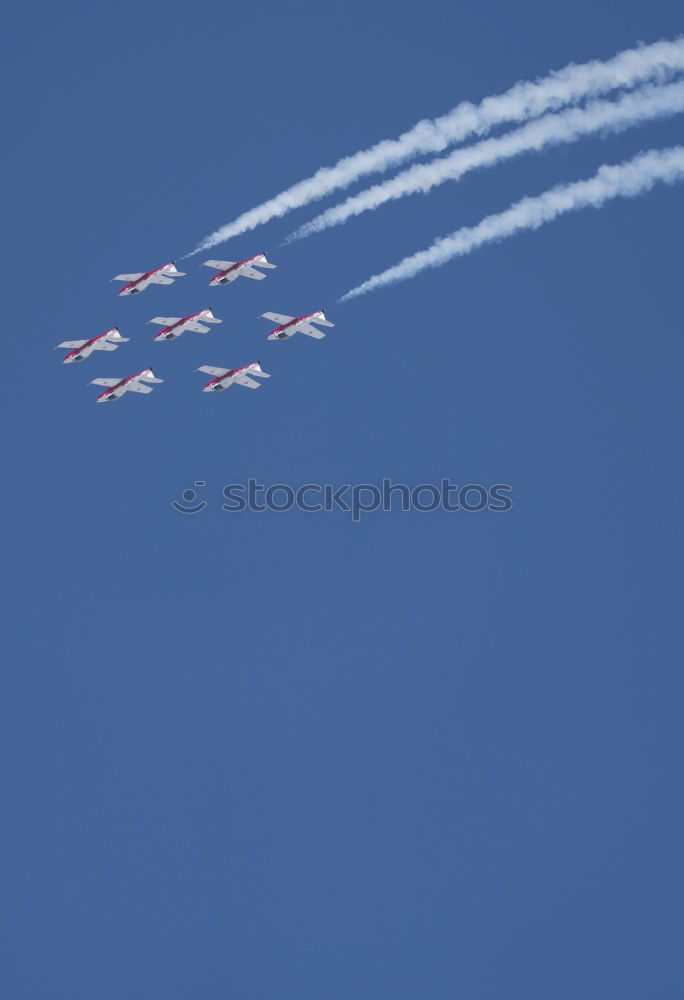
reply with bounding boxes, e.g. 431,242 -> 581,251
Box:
339,146 -> 684,300
188,36 -> 684,254
290,81 -> 684,239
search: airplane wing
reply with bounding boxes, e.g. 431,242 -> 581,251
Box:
126,382 -> 153,394
233,373 -> 261,388
113,272 -> 144,282
241,266 -> 266,280
202,260 -> 235,270
148,316 -> 181,326
197,365 -> 229,378
261,312 -> 293,325
298,323 -> 325,339
183,321 -> 211,333
90,378 -> 121,387
57,339 -> 88,349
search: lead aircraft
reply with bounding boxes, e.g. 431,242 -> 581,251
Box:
260,310 -> 334,340
113,262 -> 185,296
202,254 -> 276,286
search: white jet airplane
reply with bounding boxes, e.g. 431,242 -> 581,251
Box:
149,308 -> 222,342
202,253 -> 276,287
261,310 -> 334,341
197,361 -> 270,392
113,262 -> 185,296
57,327 -> 129,364
90,368 -> 163,402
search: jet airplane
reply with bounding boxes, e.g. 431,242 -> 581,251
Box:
197,362 -> 270,392
90,368 -> 163,402
57,327 -> 129,364
113,262 -> 185,296
202,254 -> 276,286
149,308 -> 222,341
261,310 -> 333,341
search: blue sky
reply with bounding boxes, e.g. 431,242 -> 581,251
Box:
2,1 -> 683,997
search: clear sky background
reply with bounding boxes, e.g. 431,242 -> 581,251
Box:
2,1 -> 683,997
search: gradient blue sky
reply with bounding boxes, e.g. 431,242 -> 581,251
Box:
2,2 -> 683,997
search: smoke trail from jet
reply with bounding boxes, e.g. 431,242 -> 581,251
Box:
290,82 -> 684,239
338,146 -> 684,300
187,36 -> 684,254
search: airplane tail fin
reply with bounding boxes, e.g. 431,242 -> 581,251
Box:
316,311 -> 335,327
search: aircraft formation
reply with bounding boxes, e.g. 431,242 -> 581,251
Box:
56,255 -> 335,402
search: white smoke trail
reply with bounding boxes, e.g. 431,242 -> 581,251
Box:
188,36 -> 684,254
339,146 -> 684,300
291,81 -> 684,239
